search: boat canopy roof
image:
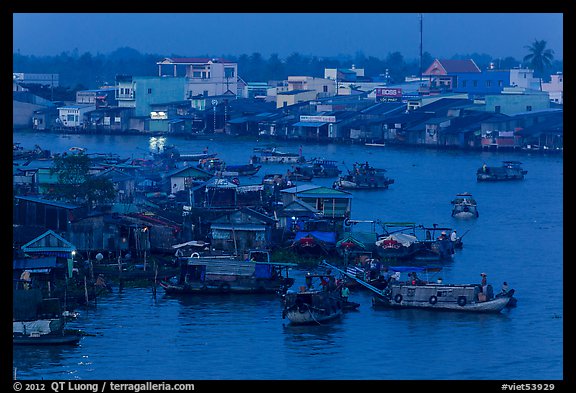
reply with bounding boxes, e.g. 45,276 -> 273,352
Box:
376,233 -> 419,247
388,266 -> 442,273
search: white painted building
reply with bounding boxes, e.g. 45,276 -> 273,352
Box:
287,76 -> 335,98
542,72 -> 563,104
157,57 -> 238,99
57,104 -> 95,128
509,68 -> 540,90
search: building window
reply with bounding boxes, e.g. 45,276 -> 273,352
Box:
526,105 -> 532,111
323,85 -> 328,93
462,80 -> 467,87
498,80 -> 503,87
147,88 -> 152,94
203,90 -> 209,97
473,80 -> 478,87
193,72 -> 202,78
224,67 -> 235,78
486,80 -> 492,87
495,106 -> 501,113
67,114 -> 75,122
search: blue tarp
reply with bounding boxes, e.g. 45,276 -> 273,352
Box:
292,122 -> 327,127
254,264 -> 272,279
389,266 -> 439,272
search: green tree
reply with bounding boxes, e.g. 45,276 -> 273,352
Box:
523,39 -> 554,90
50,153 -> 116,206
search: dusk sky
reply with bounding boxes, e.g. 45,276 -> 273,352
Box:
13,13 -> 563,61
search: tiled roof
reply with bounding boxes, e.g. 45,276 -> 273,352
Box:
424,59 -> 481,75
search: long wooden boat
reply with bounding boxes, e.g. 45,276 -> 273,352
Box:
477,160 -> 528,181
371,283 -> 511,313
322,262 -> 512,314
220,163 -> 262,177
159,250 -> 296,295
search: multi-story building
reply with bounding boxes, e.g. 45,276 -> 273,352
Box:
484,87 -> 551,115
116,75 -> 187,116
542,72 -> 563,104
156,57 -> 238,99
76,88 -> 118,108
276,90 -> 317,109
287,76 -> 335,98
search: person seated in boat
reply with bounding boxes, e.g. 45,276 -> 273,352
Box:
95,274 -> 109,290
482,163 -> 489,173
409,271 -> 424,285
381,266 -> 392,282
19,270 -> 32,290
501,281 -> 509,294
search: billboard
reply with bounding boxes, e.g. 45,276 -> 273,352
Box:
375,87 -> 402,102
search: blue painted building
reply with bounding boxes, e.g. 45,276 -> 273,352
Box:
453,69 -> 511,95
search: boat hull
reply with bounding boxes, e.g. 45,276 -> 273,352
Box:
160,278 -> 293,295
283,308 -> 342,324
372,283 -> 511,313
13,333 -> 82,346
282,289 -> 344,325
372,295 -> 510,313
452,209 -> 478,219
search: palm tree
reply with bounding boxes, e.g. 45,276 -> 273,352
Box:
523,39 -> 554,90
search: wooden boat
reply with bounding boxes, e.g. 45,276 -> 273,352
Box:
341,263 -> 389,291
159,250 -> 296,295
13,331 -> 82,346
413,225 -> 457,261
323,262 -> 512,314
301,158 -> 342,178
333,162 -> 394,190
220,163 -> 262,177
477,160 -> 528,181
370,283 -> 511,313
281,273 -> 344,325
251,147 -> 305,164
451,192 -> 479,218
13,290 -> 83,346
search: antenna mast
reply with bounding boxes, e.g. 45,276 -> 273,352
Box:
419,13 -> 423,86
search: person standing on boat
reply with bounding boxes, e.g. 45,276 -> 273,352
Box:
305,273 -> 313,290
478,273 -> 488,301
450,230 -> 458,253
450,230 -> 458,242
340,284 -> 350,303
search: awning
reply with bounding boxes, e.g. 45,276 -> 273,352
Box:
211,224 -> 266,231
293,122 -> 327,127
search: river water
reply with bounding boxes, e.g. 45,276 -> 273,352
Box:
12,131 -> 564,381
